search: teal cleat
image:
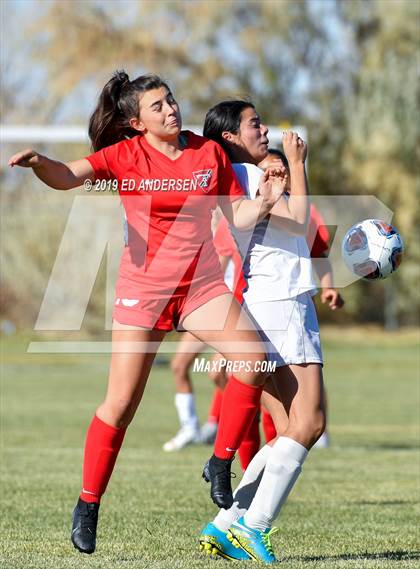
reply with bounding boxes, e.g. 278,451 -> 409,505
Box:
199,522 -> 251,561
228,517 -> 279,564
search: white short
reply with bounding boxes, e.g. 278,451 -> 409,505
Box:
244,292 -> 323,367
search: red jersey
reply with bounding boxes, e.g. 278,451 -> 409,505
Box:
213,216 -> 246,302
307,204 -> 330,258
86,131 -> 244,301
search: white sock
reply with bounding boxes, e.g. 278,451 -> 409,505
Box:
175,392 -> 199,430
212,445 -> 272,532
244,436 -> 308,531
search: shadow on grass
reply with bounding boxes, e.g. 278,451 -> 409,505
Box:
371,442 -> 420,451
357,499 -> 416,506
337,443 -> 420,452
288,550 -> 420,563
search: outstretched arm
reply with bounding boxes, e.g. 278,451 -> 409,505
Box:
8,149 -> 95,190
219,166 -> 285,230
267,131 -> 310,235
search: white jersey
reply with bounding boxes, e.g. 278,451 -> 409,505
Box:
231,163 -> 316,303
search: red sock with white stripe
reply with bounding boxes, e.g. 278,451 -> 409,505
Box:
80,415 -> 126,504
213,375 -> 263,460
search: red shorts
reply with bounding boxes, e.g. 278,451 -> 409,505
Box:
113,279 -> 231,331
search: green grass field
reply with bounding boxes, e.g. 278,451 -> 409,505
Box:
1,329 -> 419,569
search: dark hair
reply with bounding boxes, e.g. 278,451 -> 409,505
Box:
267,148 -> 289,169
88,71 -> 171,151
203,100 -> 255,159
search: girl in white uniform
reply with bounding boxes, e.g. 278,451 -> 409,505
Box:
199,100 -> 326,563
232,161 -> 322,368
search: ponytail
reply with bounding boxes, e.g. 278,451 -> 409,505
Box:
88,71 -> 171,152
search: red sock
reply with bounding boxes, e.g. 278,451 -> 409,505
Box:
214,375 -> 263,460
261,406 -> 277,443
80,415 -> 126,504
208,387 -> 223,423
238,411 -> 261,470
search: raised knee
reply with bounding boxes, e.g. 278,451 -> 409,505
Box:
306,412 -> 326,447
227,353 -> 267,385
170,357 -> 182,375
170,356 -> 189,379
100,398 -> 137,429
309,417 -> 326,446
288,412 -> 326,448
249,354 -> 269,385
208,368 -> 226,387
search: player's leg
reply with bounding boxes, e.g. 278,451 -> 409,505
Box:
229,364 -> 325,563
182,293 -> 267,508
207,353 -> 229,390
163,332 -> 204,451
261,402 -> 278,444
171,331 -> 205,393
201,376 -> 282,542
313,387 -> 330,448
71,324 -> 166,554
237,411 -> 261,471
271,363 -> 325,448
259,374 -> 289,439
200,382 -> 280,559
199,438 -> 272,561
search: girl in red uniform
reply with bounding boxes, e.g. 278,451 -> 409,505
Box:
9,72 -> 284,554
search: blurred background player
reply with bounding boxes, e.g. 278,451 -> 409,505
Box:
259,148 -> 345,448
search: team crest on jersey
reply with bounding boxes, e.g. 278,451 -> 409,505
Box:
192,169 -> 213,192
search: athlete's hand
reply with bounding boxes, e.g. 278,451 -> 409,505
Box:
263,159 -> 289,178
8,149 -> 45,169
258,163 -> 287,206
282,131 -> 307,165
321,288 -> 345,310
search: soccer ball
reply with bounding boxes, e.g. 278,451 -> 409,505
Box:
342,219 -> 404,280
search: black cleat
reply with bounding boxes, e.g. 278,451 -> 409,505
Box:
202,455 -> 235,509
71,498 -> 99,554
